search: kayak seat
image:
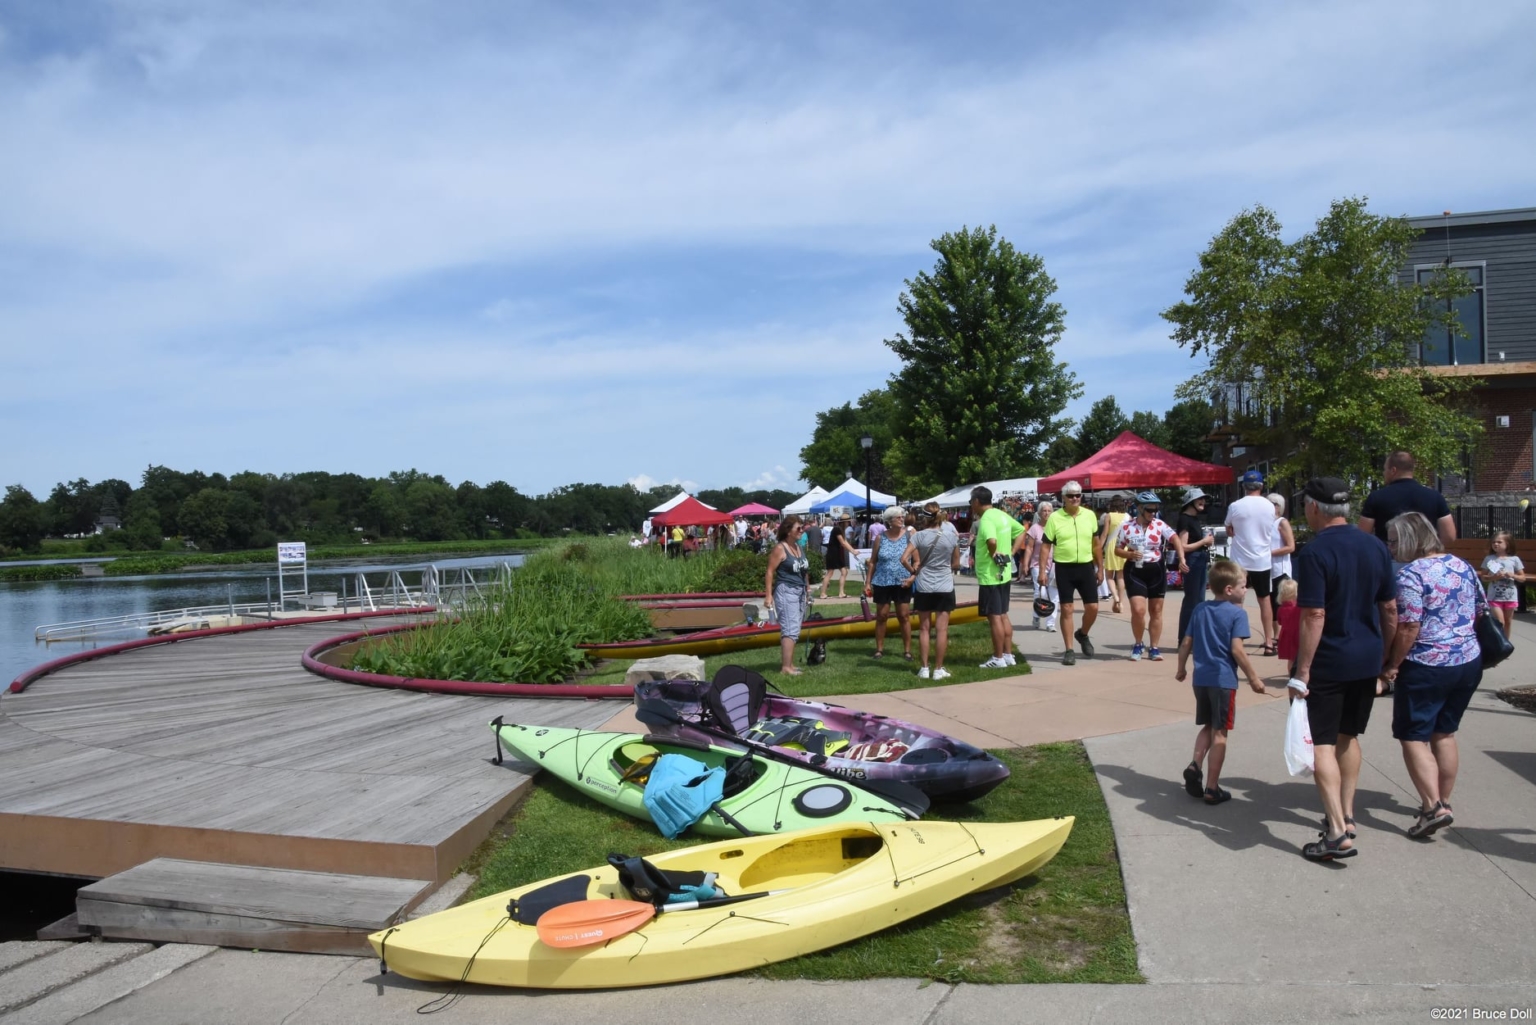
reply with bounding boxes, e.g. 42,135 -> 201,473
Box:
607,854 -> 719,907
899,747 -> 950,765
617,743 -> 661,786
702,665 -> 769,735
720,754 -> 762,798
507,874 -> 592,925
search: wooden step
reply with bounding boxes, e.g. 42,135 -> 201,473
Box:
75,859 -> 433,955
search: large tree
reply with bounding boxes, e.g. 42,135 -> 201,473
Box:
1161,398 -> 1217,462
885,225 -> 1080,493
0,485 -> 45,552
1163,198 -> 1482,487
1074,396 -> 1130,458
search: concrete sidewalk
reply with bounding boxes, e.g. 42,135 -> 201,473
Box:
7,581 -> 1535,1023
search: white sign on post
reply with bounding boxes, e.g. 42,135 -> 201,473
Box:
277,542 -> 307,565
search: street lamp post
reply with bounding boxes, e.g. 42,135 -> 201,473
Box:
859,433 -> 874,545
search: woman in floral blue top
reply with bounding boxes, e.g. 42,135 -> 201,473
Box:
1381,512 -> 1487,840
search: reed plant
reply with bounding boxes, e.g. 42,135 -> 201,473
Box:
350,539 -> 741,684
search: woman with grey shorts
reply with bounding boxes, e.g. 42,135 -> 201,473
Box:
764,514 -> 811,676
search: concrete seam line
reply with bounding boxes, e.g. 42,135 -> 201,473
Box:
277,957 -> 354,1025
918,982 -> 958,1025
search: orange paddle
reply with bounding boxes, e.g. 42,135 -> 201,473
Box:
535,890 -> 790,948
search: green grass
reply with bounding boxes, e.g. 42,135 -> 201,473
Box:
464,743 -> 1139,985
580,618 -> 1029,696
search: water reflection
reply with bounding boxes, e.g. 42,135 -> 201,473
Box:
0,552 -> 525,686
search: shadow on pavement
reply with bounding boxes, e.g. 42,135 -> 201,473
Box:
1094,762 -> 1401,858
1485,749 -> 1536,788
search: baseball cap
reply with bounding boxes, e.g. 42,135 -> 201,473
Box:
1240,470 -> 1265,487
1135,491 -> 1160,505
1061,481 -> 1083,496
1303,477 -> 1351,504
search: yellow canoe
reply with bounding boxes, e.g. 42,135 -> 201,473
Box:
369,816 -> 1072,989
583,601 -> 982,660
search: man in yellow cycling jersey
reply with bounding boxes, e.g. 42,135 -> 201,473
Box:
1039,480 -> 1105,665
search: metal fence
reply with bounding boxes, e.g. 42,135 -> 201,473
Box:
1450,505 -> 1534,540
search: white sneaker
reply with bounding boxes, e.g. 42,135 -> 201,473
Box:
932,667 -> 951,680
980,656 -> 1008,669
1002,653 -> 1016,666
917,666 -> 931,679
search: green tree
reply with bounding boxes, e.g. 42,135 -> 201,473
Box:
404,479 -> 461,541
1161,398 -> 1216,461
482,481 -> 530,535
1127,410 -> 1170,450
798,388 -> 900,494
1163,198 -> 1482,486
885,225 -> 1080,493
1074,397 -> 1130,458
122,490 -> 163,550
178,488 -> 230,550
0,485 -> 45,552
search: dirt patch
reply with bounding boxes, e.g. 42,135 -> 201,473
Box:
1497,687 -> 1536,715
976,902 -> 1025,966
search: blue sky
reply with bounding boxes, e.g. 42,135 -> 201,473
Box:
3,0 -> 1533,498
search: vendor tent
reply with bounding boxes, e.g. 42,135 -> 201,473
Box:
810,490 -> 889,514
650,496 -> 734,528
1038,431 -> 1232,493
782,486 -> 830,516
918,477 -> 1039,509
827,477 -> 897,508
650,491 -> 714,515
728,502 -> 779,516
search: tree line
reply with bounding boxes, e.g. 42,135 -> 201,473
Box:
0,470 -> 801,555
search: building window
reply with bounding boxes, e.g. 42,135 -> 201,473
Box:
1416,264 -> 1484,366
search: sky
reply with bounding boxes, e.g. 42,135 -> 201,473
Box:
2,0 -> 1534,500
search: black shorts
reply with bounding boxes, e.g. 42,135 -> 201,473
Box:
1392,659 -> 1482,741
1054,562 -> 1099,606
1125,562 -> 1167,600
977,583 -> 1011,616
1245,571 -> 1272,600
913,589 -> 956,613
1193,686 -> 1236,730
1306,676 -> 1377,746
871,584 -> 911,607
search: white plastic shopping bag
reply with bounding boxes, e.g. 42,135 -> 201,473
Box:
1284,697 -> 1314,777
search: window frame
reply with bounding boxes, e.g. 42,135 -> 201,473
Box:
1414,260 -> 1487,366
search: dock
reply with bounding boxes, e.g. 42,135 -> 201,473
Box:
0,616 -> 621,951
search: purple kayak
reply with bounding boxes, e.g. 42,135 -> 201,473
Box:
633,666 -> 1010,803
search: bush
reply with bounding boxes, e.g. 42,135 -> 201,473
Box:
703,548 -> 823,592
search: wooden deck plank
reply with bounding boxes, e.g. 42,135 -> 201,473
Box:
0,619 -> 621,880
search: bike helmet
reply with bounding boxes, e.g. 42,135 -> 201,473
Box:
1033,596 -> 1056,618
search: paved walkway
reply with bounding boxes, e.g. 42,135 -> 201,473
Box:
5,579 -> 1535,1022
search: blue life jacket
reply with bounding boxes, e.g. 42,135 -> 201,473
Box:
642,753 -> 726,839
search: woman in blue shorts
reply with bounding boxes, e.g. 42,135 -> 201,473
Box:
864,506 -> 915,659
1379,512 -> 1485,839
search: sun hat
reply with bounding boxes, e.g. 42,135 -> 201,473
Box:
1135,490 -> 1161,505
1180,487 -> 1208,507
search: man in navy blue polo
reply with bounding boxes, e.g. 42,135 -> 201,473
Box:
1289,476 -> 1398,862
1358,450 -> 1456,550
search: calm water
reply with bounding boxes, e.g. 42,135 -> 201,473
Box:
0,552 -> 525,686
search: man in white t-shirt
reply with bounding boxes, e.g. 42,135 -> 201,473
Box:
1225,469 -> 1277,654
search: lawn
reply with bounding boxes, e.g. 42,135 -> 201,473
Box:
463,742 -> 1139,985
581,618 -> 1029,697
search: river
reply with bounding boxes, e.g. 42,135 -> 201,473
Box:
0,552 -> 526,686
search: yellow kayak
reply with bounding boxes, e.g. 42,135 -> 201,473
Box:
369,816 -> 1072,988
583,601 -> 982,660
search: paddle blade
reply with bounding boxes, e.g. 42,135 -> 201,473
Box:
536,899 -> 655,948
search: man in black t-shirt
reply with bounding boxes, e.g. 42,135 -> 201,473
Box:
1358,450 -> 1455,548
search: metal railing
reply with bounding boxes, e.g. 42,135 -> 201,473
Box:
1450,505 -> 1534,539
34,561 -> 521,643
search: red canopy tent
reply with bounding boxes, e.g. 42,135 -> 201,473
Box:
1038,431 -> 1233,493
650,496 -> 734,528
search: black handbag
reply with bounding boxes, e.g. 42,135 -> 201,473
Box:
1476,611 -> 1514,669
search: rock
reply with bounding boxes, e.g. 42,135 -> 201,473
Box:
623,655 -> 706,688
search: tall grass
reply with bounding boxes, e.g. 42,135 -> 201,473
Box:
350,540 -> 756,684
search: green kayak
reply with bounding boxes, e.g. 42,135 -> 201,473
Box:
491,720 -> 927,837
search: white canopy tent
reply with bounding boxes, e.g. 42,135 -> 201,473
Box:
917,477 -> 1039,509
825,477 -> 897,508
781,486 -> 830,516
648,491 -> 716,514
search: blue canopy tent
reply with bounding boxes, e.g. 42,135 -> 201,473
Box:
809,489 -> 889,514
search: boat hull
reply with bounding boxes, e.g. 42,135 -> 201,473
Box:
369,817 -> 1073,988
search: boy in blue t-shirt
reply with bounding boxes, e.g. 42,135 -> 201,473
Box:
1174,559 -> 1265,804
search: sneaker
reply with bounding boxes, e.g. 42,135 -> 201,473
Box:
1001,653 -> 1016,666
1130,643 -> 1144,661
1062,649 -> 1077,666
1149,647 -> 1164,661
980,655 -> 1008,669
931,667 -> 951,681
1075,630 -> 1095,658
917,666 -> 931,679
1032,615 -> 1040,629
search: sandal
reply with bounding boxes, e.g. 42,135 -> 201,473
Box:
1302,832 -> 1357,861
903,652 -> 913,661
1408,801 -> 1454,839
1261,644 -> 1277,657
1203,786 -> 1232,805
1319,815 -> 1357,840
1183,761 -> 1204,798
871,650 -> 885,660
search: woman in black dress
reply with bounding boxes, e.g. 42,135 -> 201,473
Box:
818,519 -> 857,598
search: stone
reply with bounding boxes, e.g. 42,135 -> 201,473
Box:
623,655 -> 706,688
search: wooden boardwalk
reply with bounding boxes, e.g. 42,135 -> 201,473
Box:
0,621 -> 620,883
